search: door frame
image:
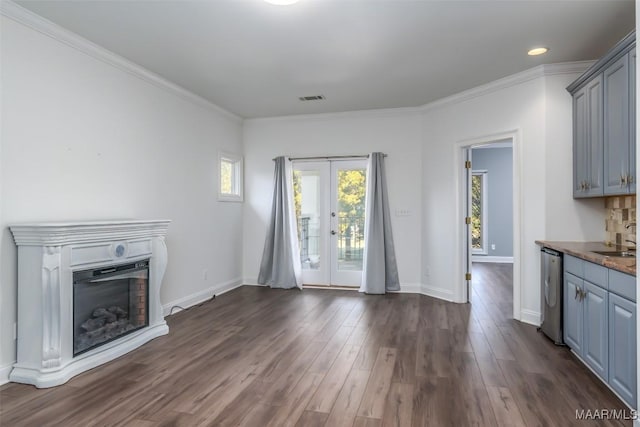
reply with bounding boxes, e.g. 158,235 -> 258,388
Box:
455,130 -> 522,321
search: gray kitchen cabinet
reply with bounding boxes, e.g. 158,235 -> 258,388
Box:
609,293 -> 637,408
564,272 -> 584,352
562,254 -> 637,409
573,78 -> 604,197
568,31 -> 635,198
604,53 -> 631,195
583,281 -> 608,380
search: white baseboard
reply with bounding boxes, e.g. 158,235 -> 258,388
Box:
0,362 -> 14,386
472,256 -> 514,263
162,277 -> 243,316
397,283 -> 422,293
420,284 -> 456,302
519,309 -> 541,326
242,278 -> 263,287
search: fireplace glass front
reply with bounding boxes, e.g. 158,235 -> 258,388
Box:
73,260 -> 149,356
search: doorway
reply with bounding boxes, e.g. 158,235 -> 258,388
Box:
293,160 -> 367,287
460,135 -> 520,320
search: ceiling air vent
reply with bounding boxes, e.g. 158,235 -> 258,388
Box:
299,95 -> 325,101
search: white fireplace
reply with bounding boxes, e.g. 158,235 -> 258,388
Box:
9,220 -> 171,388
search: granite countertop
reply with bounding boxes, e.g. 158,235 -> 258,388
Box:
535,241 -> 636,276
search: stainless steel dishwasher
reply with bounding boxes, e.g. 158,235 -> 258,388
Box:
540,247 -> 563,345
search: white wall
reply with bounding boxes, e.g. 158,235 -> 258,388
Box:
242,68 -> 606,324
421,70 -> 604,320
0,16 -> 244,380
242,111 -> 423,289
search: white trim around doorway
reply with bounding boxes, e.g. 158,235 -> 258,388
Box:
454,130 -> 523,321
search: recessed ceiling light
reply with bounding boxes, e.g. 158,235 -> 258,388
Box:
264,0 -> 300,5
528,47 -> 549,56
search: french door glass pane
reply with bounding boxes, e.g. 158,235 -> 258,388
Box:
293,170 -> 321,270
337,168 -> 366,271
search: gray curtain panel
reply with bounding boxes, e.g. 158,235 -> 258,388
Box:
360,152 -> 400,294
258,156 -> 303,289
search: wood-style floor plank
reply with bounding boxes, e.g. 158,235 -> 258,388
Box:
306,344 -> 361,413
381,382 -> 413,427
0,264 -> 632,426
356,347 -> 397,419
486,386 -> 526,427
324,368 -> 371,427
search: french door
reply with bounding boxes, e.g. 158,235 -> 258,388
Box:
293,160 -> 367,287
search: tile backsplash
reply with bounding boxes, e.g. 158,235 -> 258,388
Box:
605,195 -> 636,247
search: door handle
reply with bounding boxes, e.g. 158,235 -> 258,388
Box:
331,230 -> 336,235
331,212 -> 336,217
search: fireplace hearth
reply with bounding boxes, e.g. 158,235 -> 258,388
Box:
10,220 -> 170,388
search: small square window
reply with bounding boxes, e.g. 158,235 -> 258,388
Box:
218,152 -> 243,202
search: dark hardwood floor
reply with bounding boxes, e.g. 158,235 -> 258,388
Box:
0,263 -> 632,426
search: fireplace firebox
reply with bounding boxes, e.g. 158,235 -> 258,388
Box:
73,260 -> 150,356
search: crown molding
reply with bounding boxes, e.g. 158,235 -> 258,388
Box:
543,60 -> 595,76
0,1 -> 242,124
419,61 -> 593,113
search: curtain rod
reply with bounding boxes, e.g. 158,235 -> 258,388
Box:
272,154 -> 387,161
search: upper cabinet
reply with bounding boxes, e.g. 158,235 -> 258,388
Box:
573,76 -> 604,196
568,32 -> 636,198
604,53 -> 631,194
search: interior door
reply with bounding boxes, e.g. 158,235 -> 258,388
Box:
293,159 -> 367,287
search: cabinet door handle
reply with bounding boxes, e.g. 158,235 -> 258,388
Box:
628,174 -> 634,184
575,287 -> 580,300
620,174 -> 626,187
582,289 -> 588,301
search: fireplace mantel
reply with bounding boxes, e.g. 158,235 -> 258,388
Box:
9,220 -> 171,388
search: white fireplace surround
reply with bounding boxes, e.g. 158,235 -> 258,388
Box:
9,220 -> 171,388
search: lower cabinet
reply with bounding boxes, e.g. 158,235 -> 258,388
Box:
564,272 -> 584,353
563,273 -> 608,380
583,281 -> 608,380
609,293 -> 637,406
562,255 -> 637,409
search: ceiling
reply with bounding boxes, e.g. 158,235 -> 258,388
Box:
15,0 -> 635,118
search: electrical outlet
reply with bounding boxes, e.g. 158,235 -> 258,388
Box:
396,209 -> 411,217
203,269 -> 208,281
491,244 -> 496,250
